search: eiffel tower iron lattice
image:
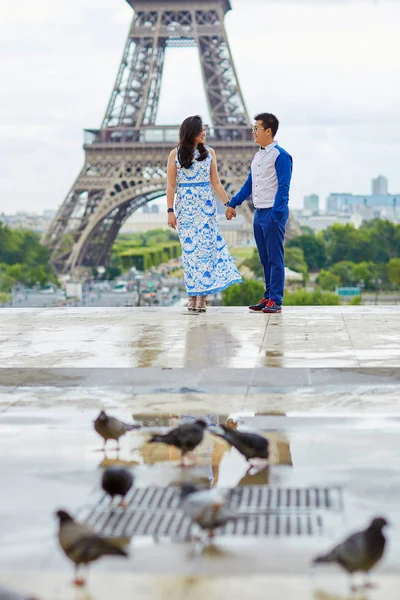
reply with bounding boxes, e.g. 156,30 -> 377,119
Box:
43,0 -> 299,273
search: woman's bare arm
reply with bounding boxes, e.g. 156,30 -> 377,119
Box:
166,149 -> 177,229
209,148 -> 230,206
167,149 -> 177,209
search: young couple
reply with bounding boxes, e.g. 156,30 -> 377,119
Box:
166,113 -> 293,313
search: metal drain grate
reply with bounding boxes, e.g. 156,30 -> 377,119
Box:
80,486 -> 343,539
84,510 -> 324,540
226,486 -> 342,512
85,485 -> 342,512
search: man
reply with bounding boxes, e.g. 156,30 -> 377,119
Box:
225,113 -> 293,314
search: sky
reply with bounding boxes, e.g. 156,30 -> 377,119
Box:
1,0 -> 400,214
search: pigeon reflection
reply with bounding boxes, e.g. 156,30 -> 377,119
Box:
0,584 -> 39,600
314,592 -> 368,600
138,412 -> 292,488
72,591 -> 96,600
98,456 -> 139,469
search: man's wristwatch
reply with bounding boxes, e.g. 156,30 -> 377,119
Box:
224,202 -> 230,207
167,208 -> 174,213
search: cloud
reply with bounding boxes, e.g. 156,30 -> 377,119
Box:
1,0 -> 400,213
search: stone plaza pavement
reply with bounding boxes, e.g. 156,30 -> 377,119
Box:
0,306 -> 400,599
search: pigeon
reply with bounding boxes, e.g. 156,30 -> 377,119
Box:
148,419 -> 207,466
94,410 -> 140,450
180,484 -> 244,539
0,586 -> 39,600
101,467 -> 134,508
211,424 -> 269,466
312,517 -> 388,590
56,509 -> 128,586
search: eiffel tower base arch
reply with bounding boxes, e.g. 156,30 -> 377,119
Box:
42,137 -> 260,273
42,0 -> 300,275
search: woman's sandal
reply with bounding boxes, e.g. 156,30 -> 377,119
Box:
196,295 -> 207,312
187,296 -> 197,311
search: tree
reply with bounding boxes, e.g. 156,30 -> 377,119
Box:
321,224 -> 361,265
330,261 -> 357,287
0,269 -> 16,293
286,234 -> 327,270
243,246 -> 309,280
4,263 -> 24,282
284,247 -> 308,279
103,252 -> 122,280
0,222 -> 20,263
222,279 -> 264,306
361,219 -> 400,262
319,219 -> 400,267
284,289 -> 340,305
0,221 -> 59,288
24,265 -> 50,287
351,261 -> 374,289
387,258 -> 400,287
300,225 -> 314,236
317,269 -> 340,291
369,262 -> 389,290
243,250 -> 263,278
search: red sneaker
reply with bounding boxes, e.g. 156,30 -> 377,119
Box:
249,298 -> 269,311
262,300 -> 282,313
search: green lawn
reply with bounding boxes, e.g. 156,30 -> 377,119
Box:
229,247 -> 254,262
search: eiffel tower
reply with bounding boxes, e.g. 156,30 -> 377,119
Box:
43,0 -> 299,274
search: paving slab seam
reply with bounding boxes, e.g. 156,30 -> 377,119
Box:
341,313 -> 357,355
258,313 -> 270,351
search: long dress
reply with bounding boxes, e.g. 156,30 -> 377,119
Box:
175,147 -> 242,297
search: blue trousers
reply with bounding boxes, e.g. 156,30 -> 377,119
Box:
253,208 -> 288,305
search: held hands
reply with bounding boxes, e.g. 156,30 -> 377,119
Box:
225,206 -> 237,220
168,212 -> 177,230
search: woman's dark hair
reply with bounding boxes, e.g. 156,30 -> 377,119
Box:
177,115 -> 209,169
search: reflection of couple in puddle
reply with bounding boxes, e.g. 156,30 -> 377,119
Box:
314,592 -> 369,600
209,414 -> 293,487
138,411 -> 292,487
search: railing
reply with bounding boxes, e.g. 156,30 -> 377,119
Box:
84,126 -> 254,146
125,0 -> 232,13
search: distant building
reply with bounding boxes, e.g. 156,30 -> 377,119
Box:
326,193 -> 399,215
296,213 -> 363,232
217,215 -> 253,246
303,194 -> 319,213
372,175 -> 388,196
121,212 -> 167,232
120,210 -> 253,246
0,210 -> 56,232
143,203 -> 161,214
43,209 -> 56,219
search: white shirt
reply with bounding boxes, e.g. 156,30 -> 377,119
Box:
251,141 -> 280,209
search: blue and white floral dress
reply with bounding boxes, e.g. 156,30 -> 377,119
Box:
175,147 -> 242,297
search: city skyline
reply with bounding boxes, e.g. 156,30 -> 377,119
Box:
1,0 -> 400,214
1,172 -> 396,219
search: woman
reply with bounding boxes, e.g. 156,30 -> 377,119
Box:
166,115 -> 242,312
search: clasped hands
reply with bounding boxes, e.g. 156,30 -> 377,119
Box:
225,205 -> 237,221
